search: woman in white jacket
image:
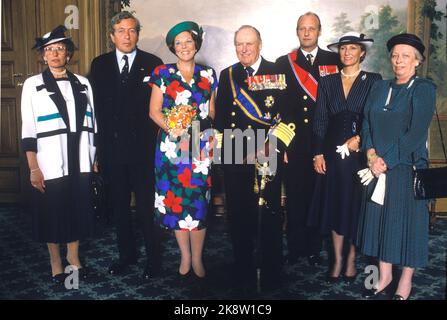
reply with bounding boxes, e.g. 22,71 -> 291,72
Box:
21,25 -> 96,284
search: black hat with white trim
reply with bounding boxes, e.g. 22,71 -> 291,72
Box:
32,25 -> 72,50
327,32 -> 374,53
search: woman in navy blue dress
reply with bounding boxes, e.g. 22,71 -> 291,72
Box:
308,32 -> 381,283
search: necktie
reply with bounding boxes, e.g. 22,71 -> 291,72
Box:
306,53 -> 313,66
245,66 -> 254,77
121,55 -> 129,78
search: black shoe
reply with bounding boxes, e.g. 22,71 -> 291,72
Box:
392,294 -> 411,300
177,270 -> 192,286
392,289 -> 411,300
326,275 -> 340,284
108,260 -> 136,275
362,282 -> 392,299
343,273 -> 357,285
307,255 -> 321,266
51,273 -> 67,284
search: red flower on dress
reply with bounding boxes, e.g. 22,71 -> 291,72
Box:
198,77 -> 211,92
163,191 -> 183,213
166,80 -> 184,100
154,65 -> 166,76
178,168 -> 197,189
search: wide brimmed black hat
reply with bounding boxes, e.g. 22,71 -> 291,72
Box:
386,33 -> 425,60
32,25 -> 72,50
327,32 -> 374,53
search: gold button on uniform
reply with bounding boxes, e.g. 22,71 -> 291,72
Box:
247,125 -> 252,129
233,101 -> 237,105
304,119 -> 309,123
303,95 -> 308,100
231,112 -> 236,116
231,123 -> 235,128
303,107 -> 308,112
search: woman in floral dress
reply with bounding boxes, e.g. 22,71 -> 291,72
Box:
149,21 -> 217,282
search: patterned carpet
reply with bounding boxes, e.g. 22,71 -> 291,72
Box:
0,205 -> 445,300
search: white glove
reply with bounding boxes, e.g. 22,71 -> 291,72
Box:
336,144 -> 350,159
357,168 -> 374,186
371,173 -> 386,205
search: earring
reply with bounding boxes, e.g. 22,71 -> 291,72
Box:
44,60 -> 47,65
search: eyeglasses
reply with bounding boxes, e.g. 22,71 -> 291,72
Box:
44,46 -> 67,53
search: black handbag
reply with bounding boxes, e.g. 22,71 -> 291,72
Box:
413,105 -> 447,200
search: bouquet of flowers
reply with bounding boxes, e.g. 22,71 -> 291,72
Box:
163,104 -> 198,138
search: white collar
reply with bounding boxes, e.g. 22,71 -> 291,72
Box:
300,47 -> 319,59
115,49 -> 137,71
244,56 -> 262,75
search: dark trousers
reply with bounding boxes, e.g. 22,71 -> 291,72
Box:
285,157 -> 321,257
224,165 -> 283,287
110,163 -> 160,266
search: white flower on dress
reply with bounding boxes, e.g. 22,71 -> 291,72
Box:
160,136 -> 178,160
193,157 -> 211,175
169,68 -> 175,74
154,193 -> 166,214
159,79 -> 166,94
175,89 -> 192,106
200,69 -> 214,85
198,101 -> 209,119
178,214 -> 200,231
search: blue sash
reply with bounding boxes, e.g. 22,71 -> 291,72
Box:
229,64 -> 272,126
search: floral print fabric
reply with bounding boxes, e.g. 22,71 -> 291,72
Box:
149,63 -> 218,231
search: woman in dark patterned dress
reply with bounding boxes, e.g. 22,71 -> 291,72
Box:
149,21 -> 217,282
308,32 -> 381,283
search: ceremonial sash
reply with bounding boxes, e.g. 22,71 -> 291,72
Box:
287,51 -> 318,102
229,65 -> 271,126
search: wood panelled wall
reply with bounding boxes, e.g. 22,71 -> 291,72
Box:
0,0 -> 107,203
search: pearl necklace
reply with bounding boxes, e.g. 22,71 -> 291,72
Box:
341,69 -> 361,78
50,68 -> 67,77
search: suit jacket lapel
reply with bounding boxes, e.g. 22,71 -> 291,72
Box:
296,48 -> 322,80
42,69 -> 70,129
67,71 -> 88,131
111,51 -> 121,76
257,58 -> 268,74
233,62 -> 248,89
296,50 -> 312,72
128,49 -> 145,83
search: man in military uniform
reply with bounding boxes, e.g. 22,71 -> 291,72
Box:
215,25 -> 293,293
275,12 -> 341,266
